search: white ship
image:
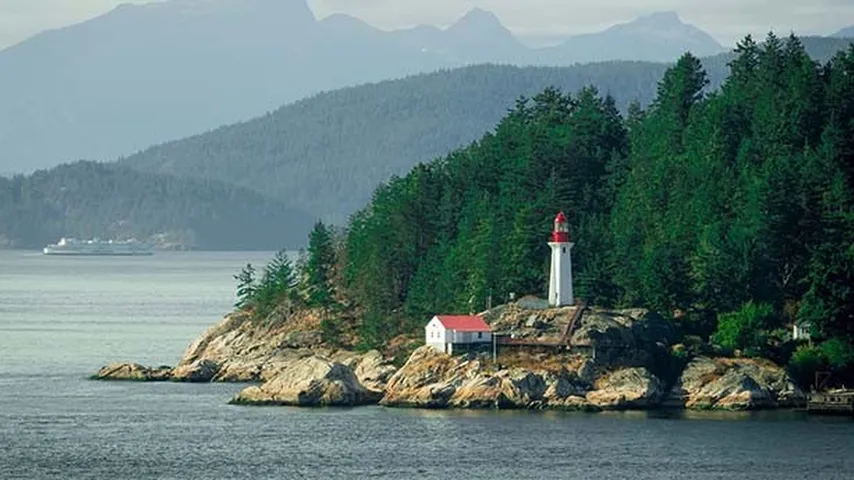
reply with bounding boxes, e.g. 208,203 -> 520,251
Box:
43,237 -> 154,256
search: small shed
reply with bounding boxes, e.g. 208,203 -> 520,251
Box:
425,315 -> 492,355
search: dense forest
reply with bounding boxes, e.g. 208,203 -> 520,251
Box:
242,34 -> 854,385
123,37 -> 851,226
0,162 -> 311,250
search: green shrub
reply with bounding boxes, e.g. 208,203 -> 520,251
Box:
820,338 -> 854,370
788,345 -> 825,389
711,302 -> 775,353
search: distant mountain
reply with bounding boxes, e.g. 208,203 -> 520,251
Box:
0,0 -> 450,173
119,62 -> 676,225
407,8 -> 530,63
540,12 -> 724,64
833,26 -> 854,38
120,36 -> 851,227
0,0 -> 728,173
0,162 -> 312,250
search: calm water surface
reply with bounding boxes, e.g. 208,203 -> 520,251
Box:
0,251 -> 852,479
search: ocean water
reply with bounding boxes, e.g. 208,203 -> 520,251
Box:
1,250 -> 853,480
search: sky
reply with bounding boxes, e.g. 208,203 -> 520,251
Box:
0,0 -> 852,50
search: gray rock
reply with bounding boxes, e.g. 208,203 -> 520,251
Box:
586,367 -> 662,409
666,357 -> 806,410
525,314 -> 547,329
171,359 -> 220,383
571,309 -> 675,367
543,370 -> 589,401
576,359 -> 597,384
353,350 -> 398,392
231,356 -> 380,407
92,363 -> 172,382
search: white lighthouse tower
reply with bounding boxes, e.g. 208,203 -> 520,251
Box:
548,212 -> 574,307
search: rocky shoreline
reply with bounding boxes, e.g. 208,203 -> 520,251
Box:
94,304 -> 806,412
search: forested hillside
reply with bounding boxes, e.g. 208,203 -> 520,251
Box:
123,62 -> 669,224
124,37 -> 852,226
246,35 -> 854,384
0,162 -> 311,250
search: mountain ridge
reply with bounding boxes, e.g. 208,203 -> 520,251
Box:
117,36 -> 852,228
539,11 -> 723,64
833,26 -> 854,38
0,161 -> 312,250
0,0 -> 727,173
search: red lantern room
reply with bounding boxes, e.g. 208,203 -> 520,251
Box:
551,212 -> 570,243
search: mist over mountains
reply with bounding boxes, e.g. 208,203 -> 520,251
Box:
0,0 -> 729,172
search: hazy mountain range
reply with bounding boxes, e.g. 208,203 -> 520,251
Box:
0,0 -> 850,249
2,33 -> 851,249
115,36 -> 853,226
0,0 -> 733,173
834,26 -> 854,38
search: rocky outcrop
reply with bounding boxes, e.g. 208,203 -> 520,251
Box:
94,300 -> 805,413
353,350 -> 398,392
380,347 -> 804,412
483,304 -> 675,368
93,363 -> 172,382
585,367 -> 662,409
172,311 -> 398,388
381,346 -> 605,411
664,357 -> 806,410
94,308 -> 398,391
569,309 -> 676,367
171,359 -> 220,383
230,356 -> 381,407
380,346 -> 466,408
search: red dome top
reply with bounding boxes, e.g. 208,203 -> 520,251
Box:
552,211 -> 570,243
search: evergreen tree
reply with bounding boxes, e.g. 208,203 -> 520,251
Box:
305,221 -> 337,309
233,263 -> 257,309
326,34 -> 854,382
264,250 -> 297,296
253,250 -> 297,318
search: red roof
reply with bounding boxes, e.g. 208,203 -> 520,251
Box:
555,212 -> 567,223
434,315 -> 492,332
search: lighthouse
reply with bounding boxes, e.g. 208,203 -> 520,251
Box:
548,212 -> 574,307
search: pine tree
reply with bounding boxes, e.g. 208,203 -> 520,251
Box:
233,263 -> 257,309
265,250 -> 297,297
305,221 -> 336,309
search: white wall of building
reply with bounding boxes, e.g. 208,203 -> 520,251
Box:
425,317 -> 448,353
450,330 -> 492,344
425,316 -> 492,353
548,241 -> 574,307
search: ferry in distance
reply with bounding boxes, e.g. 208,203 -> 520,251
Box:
43,237 -> 154,256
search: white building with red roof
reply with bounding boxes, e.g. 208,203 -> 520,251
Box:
425,315 -> 492,354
